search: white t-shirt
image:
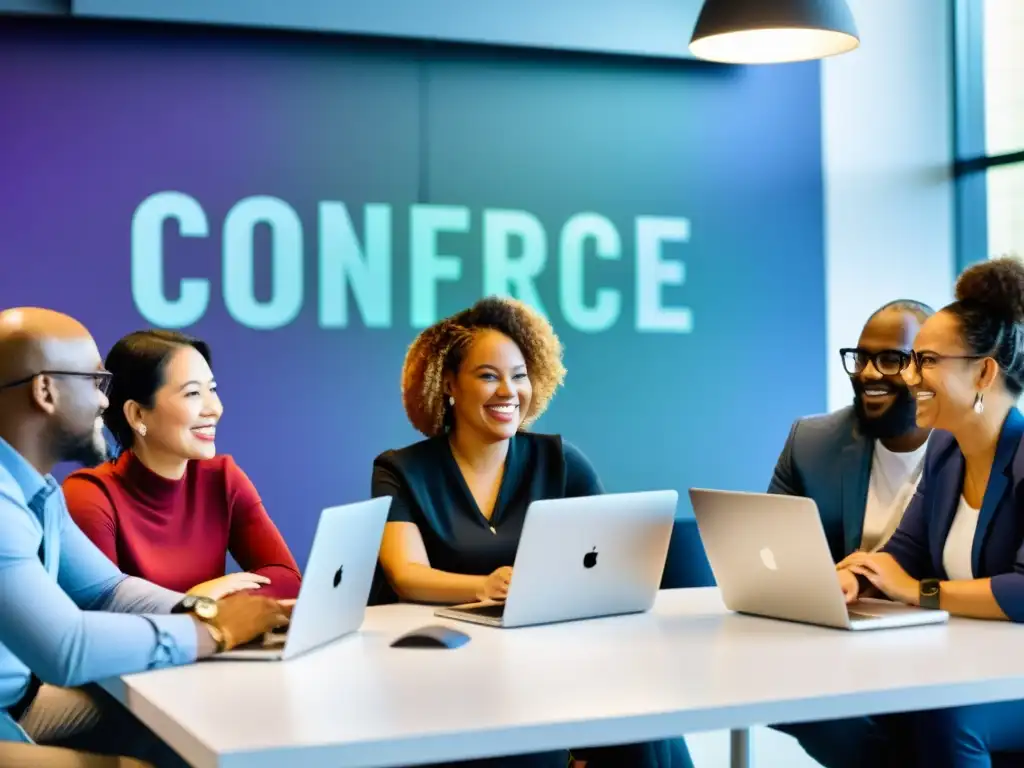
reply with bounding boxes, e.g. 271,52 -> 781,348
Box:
860,439 -> 929,552
943,497 -> 980,581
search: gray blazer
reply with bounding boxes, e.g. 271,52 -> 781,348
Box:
767,406 -> 873,562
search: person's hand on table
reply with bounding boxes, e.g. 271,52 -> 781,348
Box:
840,552 -> 920,606
193,594 -> 289,657
187,572 -> 270,600
476,566 -> 512,602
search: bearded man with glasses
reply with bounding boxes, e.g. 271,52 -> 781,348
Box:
764,298 -> 935,768
769,299 -> 935,560
0,366 -> 113,469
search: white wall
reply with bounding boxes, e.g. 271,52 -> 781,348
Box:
823,0 -> 956,413
686,1 -> 955,765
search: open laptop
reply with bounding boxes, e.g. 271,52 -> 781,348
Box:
689,488 -> 948,631
210,496 -> 391,660
435,490 -> 677,628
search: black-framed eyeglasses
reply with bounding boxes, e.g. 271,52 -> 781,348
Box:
0,370 -> 113,396
839,348 -> 910,376
840,347 -> 988,376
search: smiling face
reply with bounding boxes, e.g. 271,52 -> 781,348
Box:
900,310 -> 994,432
130,345 -> 223,461
848,308 -> 922,439
445,329 -> 533,442
50,336 -> 111,467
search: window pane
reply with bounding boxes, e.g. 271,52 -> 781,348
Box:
984,0 -> 1024,155
987,162 -> 1024,257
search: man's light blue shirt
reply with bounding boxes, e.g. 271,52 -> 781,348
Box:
0,437 -> 198,739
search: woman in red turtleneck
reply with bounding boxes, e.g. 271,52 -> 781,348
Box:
63,330 -> 301,600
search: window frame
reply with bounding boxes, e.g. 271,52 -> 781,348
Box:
953,0 -> 1024,271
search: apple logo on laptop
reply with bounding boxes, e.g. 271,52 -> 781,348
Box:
583,547 -> 598,569
333,565 -> 344,588
759,547 -> 778,571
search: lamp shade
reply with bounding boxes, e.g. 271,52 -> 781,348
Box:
689,0 -> 859,64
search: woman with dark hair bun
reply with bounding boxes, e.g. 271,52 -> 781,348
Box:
834,257 -> 1024,766
63,330 -> 301,600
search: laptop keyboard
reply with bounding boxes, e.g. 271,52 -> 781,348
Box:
460,603 -> 506,618
234,630 -> 288,651
848,610 -> 882,620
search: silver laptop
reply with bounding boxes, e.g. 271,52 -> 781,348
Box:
435,490 -> 677,628
689,489 -> 948,631
211,497 -> 391,660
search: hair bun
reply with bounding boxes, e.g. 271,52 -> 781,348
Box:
955,256 -> 1024,324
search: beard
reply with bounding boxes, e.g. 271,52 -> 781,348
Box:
53,421 -> 109,468
852,382 -> 919,440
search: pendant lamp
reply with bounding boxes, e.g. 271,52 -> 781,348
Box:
689,0 -> 860,64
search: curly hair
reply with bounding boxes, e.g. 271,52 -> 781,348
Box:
948,255 -> 1024,395
401,296 -> 566,437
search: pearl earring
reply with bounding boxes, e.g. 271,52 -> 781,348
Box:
448,396 -> 455,406
138,424 -> 147,437
973,392 -> 985,415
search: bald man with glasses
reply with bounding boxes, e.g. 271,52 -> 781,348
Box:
0,308 -> 289,767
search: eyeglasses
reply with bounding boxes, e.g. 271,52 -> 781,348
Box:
0,370 -> 113,396
839,348 -> 909,376
840,347 -> 988,376
904,350 -> 988,371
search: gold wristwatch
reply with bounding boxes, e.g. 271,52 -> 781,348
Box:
172,595 -> 228,652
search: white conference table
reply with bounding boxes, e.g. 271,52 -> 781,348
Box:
104,588 -> 1024,768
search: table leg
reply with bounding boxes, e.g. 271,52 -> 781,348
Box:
729,727 -> 751,768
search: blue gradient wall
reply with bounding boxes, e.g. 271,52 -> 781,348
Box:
0,20 -> 826,565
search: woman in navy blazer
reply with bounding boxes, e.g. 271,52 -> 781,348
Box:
839,257 -> 1024,767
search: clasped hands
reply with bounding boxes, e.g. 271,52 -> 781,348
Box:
836,551 -> 920,606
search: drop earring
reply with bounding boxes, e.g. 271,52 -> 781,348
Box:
138,424 -> 147,437
973,392 -> 985,414
448,396 -> 455,406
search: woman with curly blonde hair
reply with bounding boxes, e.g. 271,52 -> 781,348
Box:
372,295 -> 590,606
371,296 -> 693,768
